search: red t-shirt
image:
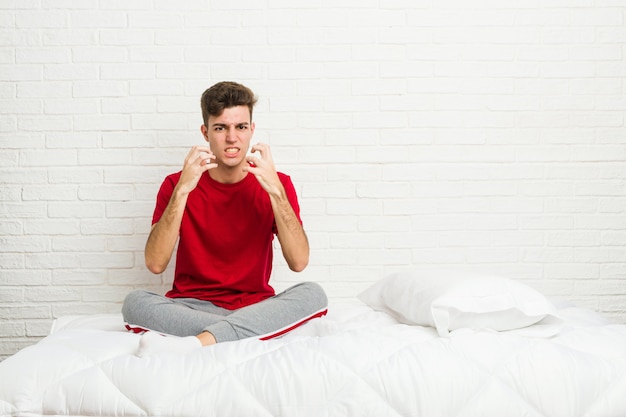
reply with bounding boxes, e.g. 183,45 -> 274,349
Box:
152,171 -> 303,310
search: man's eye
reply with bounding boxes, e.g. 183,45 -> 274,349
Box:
238,125 -> 248,130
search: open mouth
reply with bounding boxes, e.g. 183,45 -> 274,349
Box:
225,147 -> 239,156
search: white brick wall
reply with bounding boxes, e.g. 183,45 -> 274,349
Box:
1,1 -> 626,359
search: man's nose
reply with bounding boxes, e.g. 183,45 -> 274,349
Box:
225,126 -> 237,142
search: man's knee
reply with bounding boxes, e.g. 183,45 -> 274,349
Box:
121,289 -> 152,323
297,281 -> 328,310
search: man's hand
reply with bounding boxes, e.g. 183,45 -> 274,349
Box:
243,143 -> 282,197
178,146 -> 217,195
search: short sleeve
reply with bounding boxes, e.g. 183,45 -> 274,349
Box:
151,174 -> 178,226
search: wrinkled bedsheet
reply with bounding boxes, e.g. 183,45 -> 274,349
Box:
1,303 -> 626,417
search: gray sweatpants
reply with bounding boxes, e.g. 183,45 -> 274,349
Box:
121,282 -> 328,343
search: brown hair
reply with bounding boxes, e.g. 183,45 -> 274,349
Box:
200,81 -> 258,126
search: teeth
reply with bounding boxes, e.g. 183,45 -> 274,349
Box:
225,148 -> 238,154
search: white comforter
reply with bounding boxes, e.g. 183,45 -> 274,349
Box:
1,303 -> 626,417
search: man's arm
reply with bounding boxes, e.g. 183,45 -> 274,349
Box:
269,188 -> 310,272
144,189 -> 188,274
145,146 -> 216,274
244,143 -> 309,272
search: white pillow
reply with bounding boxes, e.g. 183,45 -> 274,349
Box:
358,270 -> 559,337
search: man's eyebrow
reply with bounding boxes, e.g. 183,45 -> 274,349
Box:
210,122 -> 249,127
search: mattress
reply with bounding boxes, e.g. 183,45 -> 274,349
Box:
1,302 -> 626,417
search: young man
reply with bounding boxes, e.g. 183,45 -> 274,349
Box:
122,81 -> 327,356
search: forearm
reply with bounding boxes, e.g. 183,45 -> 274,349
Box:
145,188 -> 189,274
270,190 -> 309,272
243,143 -> 309,271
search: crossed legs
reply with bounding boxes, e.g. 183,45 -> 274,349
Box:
121,282 -> 328,356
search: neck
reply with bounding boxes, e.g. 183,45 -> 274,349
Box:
209,167 -> 247,184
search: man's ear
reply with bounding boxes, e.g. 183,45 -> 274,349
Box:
200,124 -> 209,142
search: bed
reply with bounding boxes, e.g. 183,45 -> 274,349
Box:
1,270 -> 626,417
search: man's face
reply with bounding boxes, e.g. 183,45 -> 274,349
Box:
201,105 -> 255,171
